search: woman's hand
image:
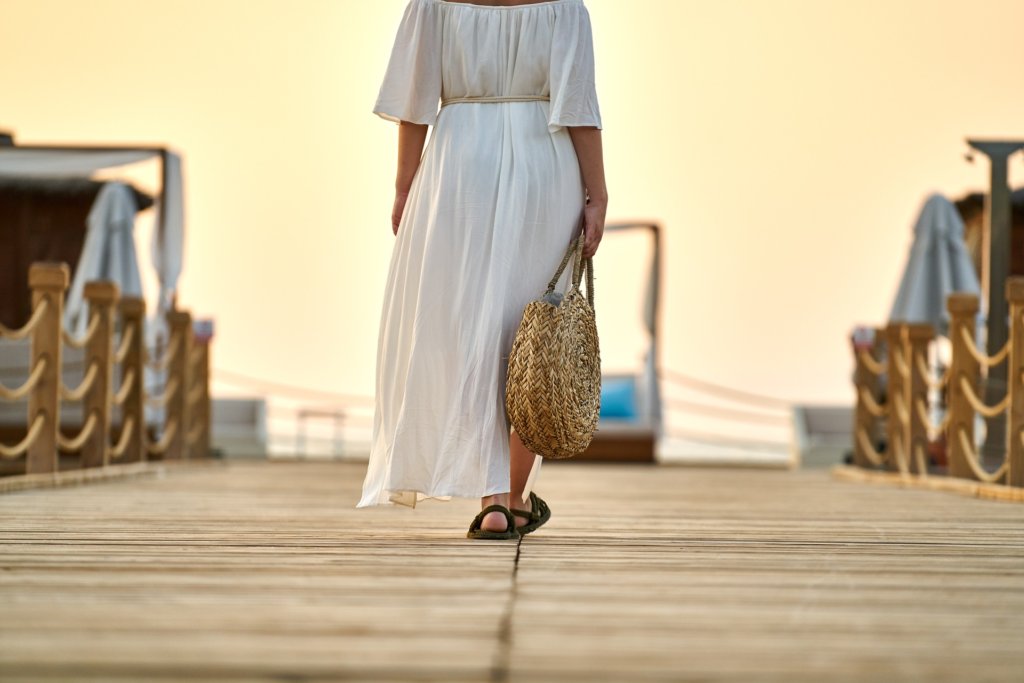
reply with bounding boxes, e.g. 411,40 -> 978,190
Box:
566,125 -> 607,259
581,196 -> 606,258
392,121 -> 429,236
392,190 -> 410,235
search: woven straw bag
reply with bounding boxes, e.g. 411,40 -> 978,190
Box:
505,232 -> 601,460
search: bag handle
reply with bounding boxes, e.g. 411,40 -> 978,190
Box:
544,226 -> 595,310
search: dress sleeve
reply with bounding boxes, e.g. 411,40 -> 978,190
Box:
548,2 -> 603,134
373,0 -> 443,126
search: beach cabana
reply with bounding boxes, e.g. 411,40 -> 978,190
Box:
0,138 -> 185,331
585,221 -> 663,462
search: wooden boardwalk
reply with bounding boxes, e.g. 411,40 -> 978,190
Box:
1,460 -> 1023,682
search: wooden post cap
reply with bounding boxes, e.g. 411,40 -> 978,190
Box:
28,262 -> 70,290
1006,277 -> 1024,303
905,323 -> 935,340
120,297 -> 146,316
947,292 -> 980,314
167,310 -> 192,325
83,280 -> 120,302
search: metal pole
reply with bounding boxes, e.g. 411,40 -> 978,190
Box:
966,139 -> 1024,461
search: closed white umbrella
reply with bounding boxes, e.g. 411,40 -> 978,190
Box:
64,182 -> 144,335
889,193 -> 981,335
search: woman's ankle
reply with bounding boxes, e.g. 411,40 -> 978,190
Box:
481,493 -> 510,509
509,490 -> 529,510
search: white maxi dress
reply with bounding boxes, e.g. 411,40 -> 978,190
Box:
358,0 -> 602,508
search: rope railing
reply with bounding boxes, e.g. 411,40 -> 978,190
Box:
0,262 -> 213,479
61,315 -> 100,350
850,279 -> 1024,488
658,368 -> 791,411
146,418 -> 179,456
186,384 -> 205,412
958,326 -> 1010,368
108,416 -> 136,461
146,377 -> 180,407
955,429 -> 1009,484
662,397 -> 791,425
892,347 -> 911,380
0,414 -> 47,459
892,391 -> 910,429
114,325 -> 135,364
890,430 -> 911,477
857,350 -> 887,376
855,427 -> 887,468
146,335 -> 181,372
60,362 -> 99,402
915,399 -> 950,441
0,299 -> 49,342
959,377 -> 1010,419
858,387 -> 888,418
0,357 -> 48,402
112,368 -> 136,407
914,353 -> 949,391
56,412 -> 98,453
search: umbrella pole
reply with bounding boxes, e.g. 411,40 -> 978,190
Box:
966,139 -> 1024,462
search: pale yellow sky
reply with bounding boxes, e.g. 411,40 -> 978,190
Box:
2,0 -> 1022,436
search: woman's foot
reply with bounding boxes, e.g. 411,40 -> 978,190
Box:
510,492 -> 551,535
467,497 -> 519,540
479,493 -> 511,533
510,499 -> 531,529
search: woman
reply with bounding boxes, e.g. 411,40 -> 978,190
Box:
358,0 -> 607,540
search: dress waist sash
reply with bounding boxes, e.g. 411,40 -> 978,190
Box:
440,95 -> 550,108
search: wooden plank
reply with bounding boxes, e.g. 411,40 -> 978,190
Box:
510,466 -> 1024,682
0,461 -> 1021,681
832,464 -> 1024,503
0,461 -> 172,494
0,461 -> 513,681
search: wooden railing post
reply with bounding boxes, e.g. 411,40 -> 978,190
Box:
1007,278 -> 1024,487
80,281 -> 118,468
192,336 -> 212,458
166,310 -> 193,459
947,293 -> 980,480
885,324 -> 906,473
26,263 -> 69,474
119,297 -> 146,463
905,324 -> 934,475
851,327 -> 884,469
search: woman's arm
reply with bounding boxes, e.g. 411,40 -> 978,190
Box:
392,121 -> 429,235
567,126 -> 607,258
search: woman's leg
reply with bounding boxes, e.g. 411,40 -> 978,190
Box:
509,430 -> 536,523
479,431 -> 535,531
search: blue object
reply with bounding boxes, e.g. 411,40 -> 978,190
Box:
600,376 -> 638,419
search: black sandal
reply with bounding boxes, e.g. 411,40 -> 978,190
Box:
510,492 -> 551,535
466,505 -> 520,540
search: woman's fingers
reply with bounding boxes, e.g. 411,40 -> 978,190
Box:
392,191 -> 409,236
581,204 -> 605,258
585,222 -> 600,258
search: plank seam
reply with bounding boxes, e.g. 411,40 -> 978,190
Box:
490,535 -> 522,683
